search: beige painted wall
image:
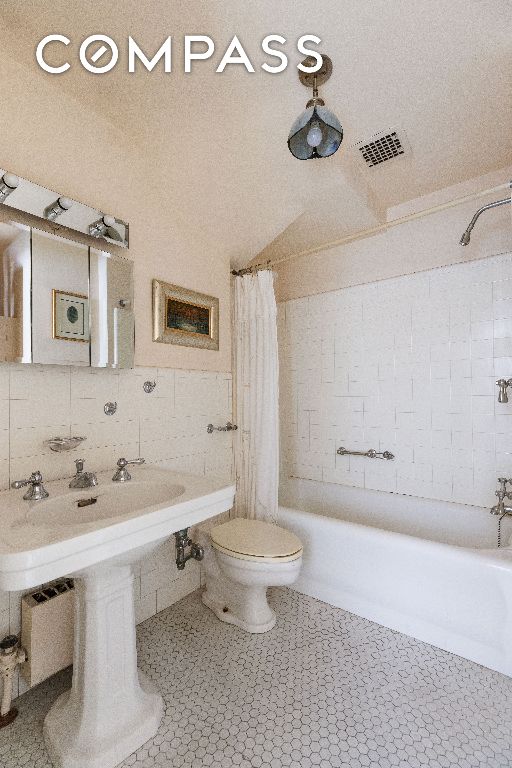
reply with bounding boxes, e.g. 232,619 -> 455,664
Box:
0,47 -> 231,372
275,171 -> 512,303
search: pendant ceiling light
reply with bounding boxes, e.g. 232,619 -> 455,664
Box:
288,54 -> 343,160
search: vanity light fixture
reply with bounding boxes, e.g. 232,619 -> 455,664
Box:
0,172 -> 19,203
287,54 -> 343,160
43,196 -> 73,221
89,214 -> 123,242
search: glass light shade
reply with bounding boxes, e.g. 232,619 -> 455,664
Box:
288,105 -> 343,160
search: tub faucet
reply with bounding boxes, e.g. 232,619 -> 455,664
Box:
490,477 -> 512,515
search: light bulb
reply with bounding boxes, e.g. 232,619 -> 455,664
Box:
2,173 -> 19,189
103,215 -> 116,228
306,122 -> 323,148
58,197 -> 73,210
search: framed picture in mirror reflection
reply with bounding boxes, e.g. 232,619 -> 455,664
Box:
52,289 -> 89,343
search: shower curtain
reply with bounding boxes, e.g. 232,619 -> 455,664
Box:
233,270 -> 279,522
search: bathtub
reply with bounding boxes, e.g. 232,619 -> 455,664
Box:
276,478 -> 512,677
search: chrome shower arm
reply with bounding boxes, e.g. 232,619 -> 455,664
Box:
460,187 -> 511,246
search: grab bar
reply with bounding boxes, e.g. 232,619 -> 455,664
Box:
336,447 -> 395,460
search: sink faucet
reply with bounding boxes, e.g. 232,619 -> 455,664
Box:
112,457 -> 145,482
11,471 -> 49,501
69,459 -> 98,489
490,477 -> 512,515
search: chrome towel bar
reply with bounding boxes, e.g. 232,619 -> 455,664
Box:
336,447 -> 395,460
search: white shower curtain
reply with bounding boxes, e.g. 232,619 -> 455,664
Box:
233,270 -> 279,522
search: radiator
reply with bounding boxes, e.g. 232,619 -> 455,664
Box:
20,579 -> 74,687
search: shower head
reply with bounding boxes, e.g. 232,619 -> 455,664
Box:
459,228 -> 472,246
459,189 -> 511,246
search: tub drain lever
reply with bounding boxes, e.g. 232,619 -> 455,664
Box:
174,529 -> 204,571
0,634 -> 26,728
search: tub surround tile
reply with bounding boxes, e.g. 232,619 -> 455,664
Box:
279,251 -> 512,508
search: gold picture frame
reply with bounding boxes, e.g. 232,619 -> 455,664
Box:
152,279 -> 219,350
52,289 -> 89,343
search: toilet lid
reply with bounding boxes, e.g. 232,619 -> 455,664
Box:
211,518 -> 303,560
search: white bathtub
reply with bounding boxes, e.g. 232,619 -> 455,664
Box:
276,478 -> 512,677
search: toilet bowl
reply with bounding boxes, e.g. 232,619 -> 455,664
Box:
200,518 -> 303,633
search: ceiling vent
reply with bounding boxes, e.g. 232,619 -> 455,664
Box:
355,129 -> 409,169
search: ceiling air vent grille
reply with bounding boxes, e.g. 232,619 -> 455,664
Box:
358,131 -> 405,168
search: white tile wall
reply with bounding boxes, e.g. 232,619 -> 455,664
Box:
279,251 -> 512,509
0,362 -> 233,698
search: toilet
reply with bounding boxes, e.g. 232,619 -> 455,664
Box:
200,518 -> 303,633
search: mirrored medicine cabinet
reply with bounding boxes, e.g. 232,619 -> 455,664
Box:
0,221 -> 134,368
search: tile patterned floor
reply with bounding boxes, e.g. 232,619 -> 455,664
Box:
1,588 -> 512,768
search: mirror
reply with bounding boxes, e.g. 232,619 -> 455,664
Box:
0,168 -> 129,248
0,223 -> 134,368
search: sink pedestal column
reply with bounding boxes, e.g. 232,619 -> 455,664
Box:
44,564 -> 163,768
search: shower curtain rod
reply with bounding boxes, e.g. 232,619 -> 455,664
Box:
235,179 -> 512,274
231,261 -> 272,276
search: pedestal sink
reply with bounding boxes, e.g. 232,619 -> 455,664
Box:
0,466 -> 235,768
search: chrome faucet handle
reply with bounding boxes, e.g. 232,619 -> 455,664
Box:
496,478 -> 508,499
112,457 -> 145,482
116,457 -> 145,469
11,471 -> 49,501
496,379 -> 512,403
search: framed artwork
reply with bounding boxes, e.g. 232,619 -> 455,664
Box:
52,290 -> 89,343
152,279 -> 219,350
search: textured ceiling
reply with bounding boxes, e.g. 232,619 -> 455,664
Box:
2,0 -> 511,267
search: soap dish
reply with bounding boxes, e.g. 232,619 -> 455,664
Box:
45,436 -> 87,453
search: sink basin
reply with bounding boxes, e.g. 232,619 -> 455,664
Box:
27,481 -> 186,527
0,464 -> 235,768
0,465 -> 234,591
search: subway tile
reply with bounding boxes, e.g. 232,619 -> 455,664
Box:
280,253 -> 512,510
494,337 -> 512,357
430,343 -> 450,362
494,357 -> 512,378
0,459 -> 8,490
449,340 -> 470,361
471,395 -> 494,415
135,592 -> 157,625
0,365 -> 9,399
471,377 -> 495,397
493,298 -> 512,320
493,278 -> 512,302
471,358 -> 494,378
10,397 -> 70,430
470,338 -> 493,359
470,321 -> 493,341
70,368 -> 119,401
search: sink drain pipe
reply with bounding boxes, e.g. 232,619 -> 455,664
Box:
174,529 -> 204,570
0,635 -> 26,728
